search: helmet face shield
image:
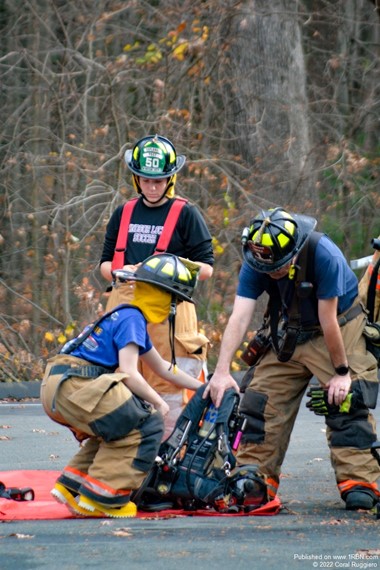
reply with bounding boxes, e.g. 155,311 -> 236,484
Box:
246,241 -> 276,265
243,208 -> 317,273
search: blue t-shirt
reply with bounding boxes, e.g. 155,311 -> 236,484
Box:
237,234 -> 358,323
60,306 -> 153,369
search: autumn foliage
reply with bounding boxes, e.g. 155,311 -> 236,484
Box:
0,1 -> 379,381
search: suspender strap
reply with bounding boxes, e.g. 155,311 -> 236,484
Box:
111,197 -> 188,270
50,364 -> 113,412
367,257 -> 380,323
111,198 -> 139,271
154,198 -> 187,253
60,304 -> 137,355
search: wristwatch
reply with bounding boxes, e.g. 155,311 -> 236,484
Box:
335,365 -> 349,376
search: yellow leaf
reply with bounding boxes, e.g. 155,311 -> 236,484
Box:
57,334 -> 67,344
44,332 -> 55,342
172,42 -> 188,61
65,323 -> 76,336
211,237 -> 225,255
123,41 -> 140,52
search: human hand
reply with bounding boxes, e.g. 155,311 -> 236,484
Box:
122,263 -> 140,273
155,400 -> 170,417
306,386 -> 354,416
326,374 -> 351,406
203,371 -> 239,408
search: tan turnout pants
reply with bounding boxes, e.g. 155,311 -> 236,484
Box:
41,354 -> 163,508
238,309 -> 380,500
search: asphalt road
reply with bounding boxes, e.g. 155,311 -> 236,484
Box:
0,389 -> 380,570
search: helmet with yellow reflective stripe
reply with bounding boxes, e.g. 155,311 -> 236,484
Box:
243,207 -> 317,273
124,135 -> 186,179
124,254 -> 199,303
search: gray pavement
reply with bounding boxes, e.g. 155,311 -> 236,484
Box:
0,384 -> 380,570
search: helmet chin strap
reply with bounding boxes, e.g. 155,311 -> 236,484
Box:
141,191 -> 168,205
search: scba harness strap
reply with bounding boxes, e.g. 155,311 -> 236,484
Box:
269,232 -> 322,362
267,233 -> 364,362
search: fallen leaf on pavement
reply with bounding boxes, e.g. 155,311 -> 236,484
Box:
112,528 -> 132,537
356,549 -> 380,557
320,519 -> 349,525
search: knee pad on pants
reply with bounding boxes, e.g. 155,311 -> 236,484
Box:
326,407 -> 377,449
133,412 -> 164,472
239,389 -> 268,444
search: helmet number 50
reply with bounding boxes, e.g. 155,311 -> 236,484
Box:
145,157 -> 160,168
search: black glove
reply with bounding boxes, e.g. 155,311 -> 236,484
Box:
306,386 -> 355,416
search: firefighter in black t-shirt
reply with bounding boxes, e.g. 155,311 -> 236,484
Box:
100,135 -> 214,438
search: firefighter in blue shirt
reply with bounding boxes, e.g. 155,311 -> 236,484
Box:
41,254 -> 203,518
205,208 -> 380,512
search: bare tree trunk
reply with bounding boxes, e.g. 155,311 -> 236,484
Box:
223,0 -> 317,211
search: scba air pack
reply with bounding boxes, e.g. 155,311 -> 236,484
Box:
134,384 -> 268,513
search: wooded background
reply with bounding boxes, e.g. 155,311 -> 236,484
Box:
0,0 -> 379,381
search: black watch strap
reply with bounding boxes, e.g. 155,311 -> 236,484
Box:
335,365 -> 349,376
